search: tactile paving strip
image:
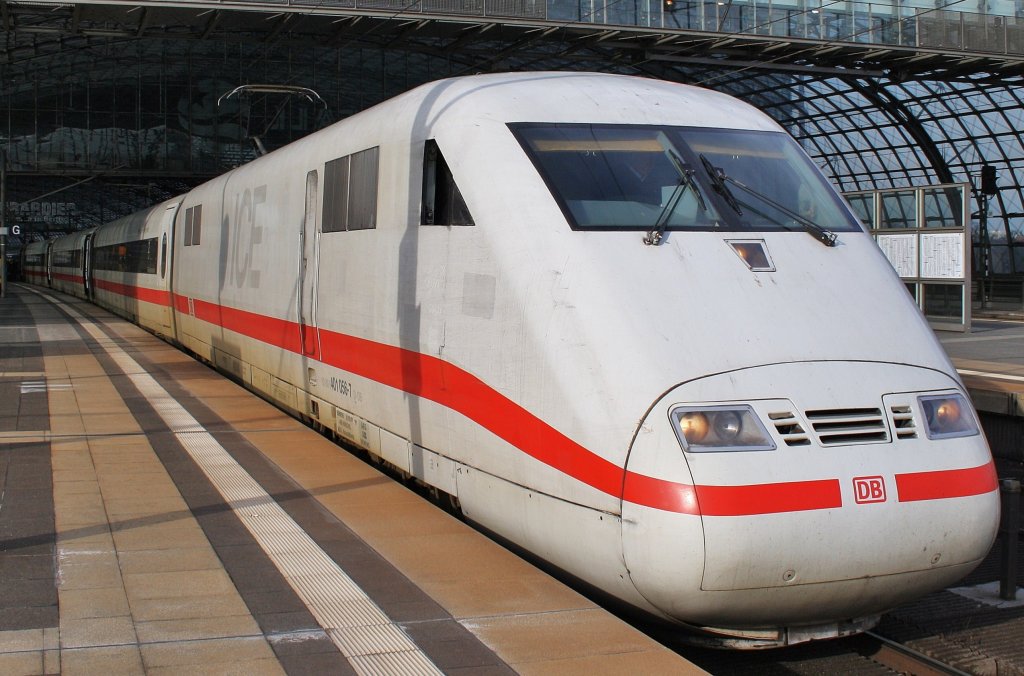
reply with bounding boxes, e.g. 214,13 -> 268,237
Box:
37,291 -> 443,676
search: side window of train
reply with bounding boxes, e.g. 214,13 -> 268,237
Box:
421,140 -> 474,226
93,239 -> 159,274
323,146 -> 380,233
182,205 -> 203,246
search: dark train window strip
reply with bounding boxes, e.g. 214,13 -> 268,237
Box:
52,249 -> 82,269
93,238 -> 159,274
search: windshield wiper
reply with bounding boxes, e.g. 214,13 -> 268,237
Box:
700,155 -> 837,247
645,149 -> 707,246
700,154 -> 743,216
723,175 -> 837,247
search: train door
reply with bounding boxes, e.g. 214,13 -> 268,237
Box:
45,241 -> 53,287
298,170 -> 321,357
83,232 -> 94,299
160,202 -> 181,338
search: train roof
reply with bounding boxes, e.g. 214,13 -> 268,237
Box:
361,71 -> 782,135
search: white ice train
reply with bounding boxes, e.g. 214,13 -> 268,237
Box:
23,72 -> 1000,648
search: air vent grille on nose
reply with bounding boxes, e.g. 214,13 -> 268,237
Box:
805,407 -> 889,446
768,411 -> 811,446
890,404 -> 918,439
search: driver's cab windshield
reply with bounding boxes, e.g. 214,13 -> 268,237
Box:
510,123 -> 862,235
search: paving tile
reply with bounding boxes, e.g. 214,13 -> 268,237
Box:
1,495 -> 54,520
404,618 -> 512,672
109,521 -> 209,551
115,546 -> 223,575
462,609 -> 688,668
43,649 -> 60,674
56,561 -> 124,591
60,645 -> 144,676
0,515 -> 54,539
127,592 -> 251,622
265,629 -> 336,657
0,606 -> 58,632
0,539 -> 54,557
252,610 -> 320,635
15,415 -> 49,432
98,481 -> 183,500
52,468 -> 99,485
53,506 -> 109,529
60,615 -> 137,649
139,635 -> 280,670
53,492 -> 106,514
0,650 -> 43,676
0,627 -> 47,652
311,495 -> 465,539
80,413 -> 141,436
52,479 -> 102,497
58,587 -> 131,620
49,440 -> 91,456
233,589 -> 311,616
426,576 -> 595,620
122,568 -> 237,601
55,530 -> 116,553
0,578 -> 58,609
212,544 -> 291,593
133,615 -> 263,644
507,650 -> 707,676
0,553 -> 55,580
48,416 -> 86,436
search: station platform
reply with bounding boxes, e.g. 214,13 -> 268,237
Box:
0,284 -> 701,675
938,318 -> 1024,421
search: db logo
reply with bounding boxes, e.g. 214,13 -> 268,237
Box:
853,476 -> 886,504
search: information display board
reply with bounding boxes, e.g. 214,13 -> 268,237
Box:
845,183 -> 971,332
876,233 -> 918,278
920,232 -> 964,279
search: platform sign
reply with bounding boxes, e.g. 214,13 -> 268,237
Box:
845,183 -> 971,333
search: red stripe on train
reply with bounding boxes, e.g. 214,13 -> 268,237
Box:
94,278 -> 173,306
170,293 -> 844,514
895,462 -> 998,502
90,284 -> 988,515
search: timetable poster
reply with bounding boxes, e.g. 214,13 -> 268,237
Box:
920,232 -> 964,279
876,233 -> 918,278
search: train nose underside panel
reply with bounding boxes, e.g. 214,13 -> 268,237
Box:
621,360 -> 1000,628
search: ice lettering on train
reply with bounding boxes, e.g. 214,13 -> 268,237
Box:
230,185 -> 266,289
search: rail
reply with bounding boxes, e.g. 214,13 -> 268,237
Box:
858,631 -> 974,676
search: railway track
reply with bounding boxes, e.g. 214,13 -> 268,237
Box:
853,631 -> 973,676
672,628 -> 977,675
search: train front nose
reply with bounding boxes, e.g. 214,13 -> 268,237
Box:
620,361 -> 1001,641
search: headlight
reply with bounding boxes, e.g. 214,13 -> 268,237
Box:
670,405 -> 776,452
919,393 -> 980,439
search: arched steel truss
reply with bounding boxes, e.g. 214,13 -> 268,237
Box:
2,1 -> 1022,276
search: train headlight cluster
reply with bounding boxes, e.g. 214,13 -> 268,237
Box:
670,405 -> 776,452
919,393 -> 979,439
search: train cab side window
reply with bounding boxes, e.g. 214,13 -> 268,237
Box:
183,205 -> 202,246
323,146 -> 379,233
421,140 -> 474,226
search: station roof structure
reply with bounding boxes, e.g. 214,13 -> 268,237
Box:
2,0 -> 1023,273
